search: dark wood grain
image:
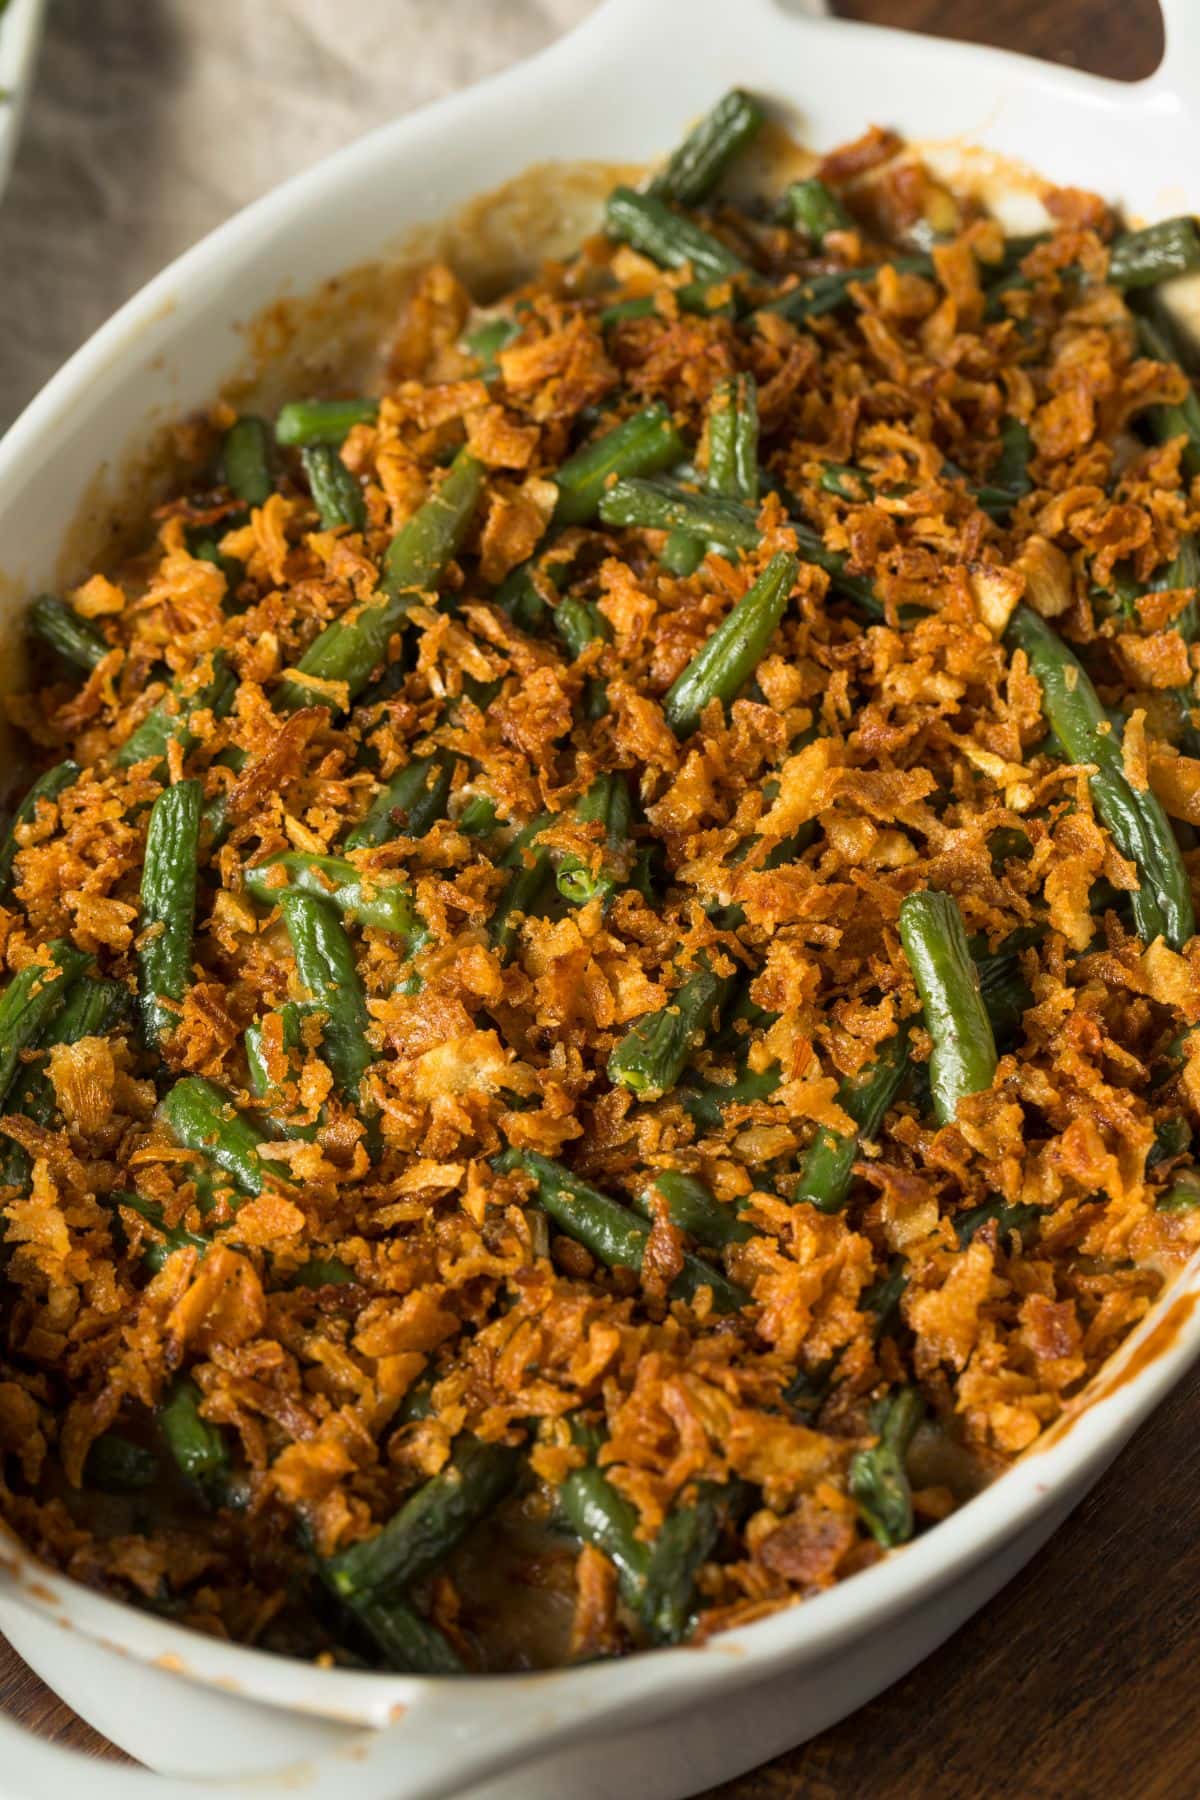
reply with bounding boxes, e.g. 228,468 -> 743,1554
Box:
0,2 -> 1187,1792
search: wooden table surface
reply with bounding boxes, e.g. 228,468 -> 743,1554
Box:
0,2 -> 1190,1794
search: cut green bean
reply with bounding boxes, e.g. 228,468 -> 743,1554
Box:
495,1147 -> 747,1312
1135,313 -> 1200,481
954,1197 -> 1042,1248
302,445 -> 366,532
1007,603 -> 1194,949
598,477 -> 759,553
787,177 -> 853,245
605,187 -> 748,283
138,779 -> 202,1051
222,416 -> 273,507
159,1075 -> 284,1197
1157,1168 -> 1200,1212
275,449 -> 484,714
0,762 -> 79,901
106,1188 -> 212,1273
245,852 -> 423,942
680,1059 -> 782,1131
848,1387 -> 924,1548
763,255 -> 932,327
489,814 -> 556,960
633,1169 -> 752,1249
344,751 -> 456,852
648,88 -> 766,206
663,551 -> 796,735
158,1376 -> 231,1504
1109,217 -> 1200,290
28,595 -> 110,673
275,398 -> 379,448
640,1481 -> 733,1644
556,773 -> 632,908
553,404 -> 687,527
276,889 -> 374,1106
609,958 -> 735,1101
346,1593 -> 464,1674
85,1433 -> 157,1493
0,940 -> 90,1110
973,417 -> 1033,521
324,1436 -> 520,1601
245,1003 -> 319,1144
899,890 -> 999,1126
115,654 -> 236,770
558,1437 -> 649,1615
793,1026 -> 912,1212
706,373 -> 758,503
463,314 -> 522,378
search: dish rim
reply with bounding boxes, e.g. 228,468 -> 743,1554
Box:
0,0 -> 1198,1761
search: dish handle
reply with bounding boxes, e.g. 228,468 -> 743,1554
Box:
1155,0 -> 1200,99
0,1679 -> 583,1800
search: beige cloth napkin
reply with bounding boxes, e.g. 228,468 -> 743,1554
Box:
0,0 -> 598,431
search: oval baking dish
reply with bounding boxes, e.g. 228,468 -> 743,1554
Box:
1,3 -> 1200,1796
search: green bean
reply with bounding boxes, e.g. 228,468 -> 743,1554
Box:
848,1387 -> 924,1548
488,814 -> 556,960
221,416 -> 274,507
275,398 -> 379,448
898,891 -> 998,1126
599,281 -> 736,328
605,187 -> 748,283
609,958 -> 735,1101
289,1257 -> 355,1288
1007,603 -> 1194,949
115,654 -> 237,770
663,551 -> 797,735
463,314 -> 521,378
660,528 -> 708,575
301,445 -> 366,532
553,596 -> 609,662
274,449 -> 484,714
0,761 -> 79,901
245,852 -> 423,942
344,750 -> 456,852
0,940 -> 90,1110
159,1075 -> 284,1197
346,1593 -> 464,1674
973,417 -> 1033,521
1135,313 -> 1200,481
558,1437 -> 650,1614
245,1003 -> 318,1144
633,1169 -> 752,1249
647,88 -> 765,206
556,773 -> 632,908
1148,1113 -> 1191,1168
0,975 -> 129,1187
28,595 -> 110,673
787,177 -> 852,245
137,779 -> 202,1051
598,477 -> 759,553
553,404 -> 687,527
706,373 -> 758,502
1108,217 -> 1200,289
640,1481 -> 734,1644
456,793 -> 500,838
105,1188 -> 212,1273
158,1376 -> 231,1504
762,255 -> 932,327
324,1436 -> 520,1601
793,1026 -> 912,1212
277,889 -> 373,1106
495,1147 -> 747,1312
85,1433 -> 158,1493
954,1197 -> 1042,1248
1157,1168 -> 1200,1211
680,1059 -> 782,1131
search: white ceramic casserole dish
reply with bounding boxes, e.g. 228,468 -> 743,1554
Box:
1,2 -> 1199,1793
